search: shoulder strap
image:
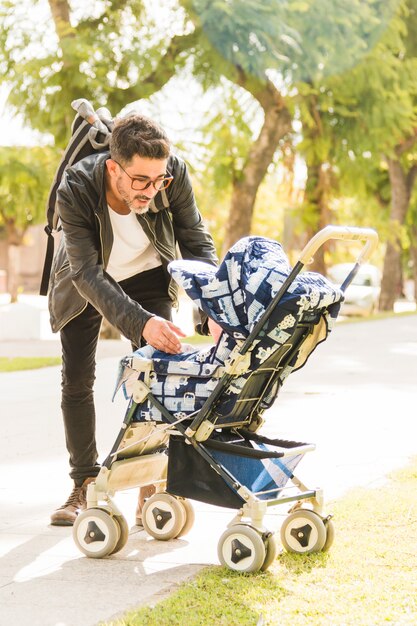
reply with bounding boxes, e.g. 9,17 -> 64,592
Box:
40,100 -> 113,296
149,187 -> 170,213
48,119 -> 92,232
160,187 -> 169,208
39,118 -> 92,296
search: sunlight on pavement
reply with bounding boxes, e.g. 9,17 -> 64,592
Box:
11,537 -> 79,583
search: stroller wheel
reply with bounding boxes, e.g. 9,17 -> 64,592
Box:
142,493 -> 186,540
110,514 -> 130,555
218,524 -> 266,573
73,508 -> 120,558
280,509 -> 327,554
260,532 -> 279,571
176,498 -> 195,538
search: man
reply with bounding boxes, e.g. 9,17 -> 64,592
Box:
49,113 -> 218,526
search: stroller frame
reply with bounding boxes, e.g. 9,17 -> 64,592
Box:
73,226 -> 378,571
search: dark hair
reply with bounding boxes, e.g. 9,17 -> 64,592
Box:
109,114 -> 171,164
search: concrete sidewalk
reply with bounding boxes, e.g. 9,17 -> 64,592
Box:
0,317 -> 416,626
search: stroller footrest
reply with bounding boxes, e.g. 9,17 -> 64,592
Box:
106,453 -> 168,492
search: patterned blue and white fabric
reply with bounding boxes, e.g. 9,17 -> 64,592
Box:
115,236 -> 344,423
169,236 -> 342,338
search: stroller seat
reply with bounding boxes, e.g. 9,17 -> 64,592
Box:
114,236 -> 342,434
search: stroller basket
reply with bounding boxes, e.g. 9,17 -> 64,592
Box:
167,431 -> 312,509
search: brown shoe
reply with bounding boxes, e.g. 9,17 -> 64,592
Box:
50,478 -> 95,527
136,484 -> 156,526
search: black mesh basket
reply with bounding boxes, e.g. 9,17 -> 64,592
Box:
167,431 -> 306,509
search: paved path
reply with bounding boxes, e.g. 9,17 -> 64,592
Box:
0,315 -> 416,626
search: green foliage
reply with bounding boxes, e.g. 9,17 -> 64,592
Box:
0,0 -> 188,145
198,84 -> 259,187
324,2 -> 415,156
0,146 -> 59,233
186,0 -> 299,79
1,0 -> 417,272
189,82 -> 290,247
295,0 -> 414,159
292,0 -> 417,253
187,0 -> 400,84
285,0 -> 400,82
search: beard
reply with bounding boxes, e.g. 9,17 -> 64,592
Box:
116,178 -> 151,215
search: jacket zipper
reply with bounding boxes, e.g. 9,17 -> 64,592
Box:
141,214 -> 174,262
95,212 -> 105,265
59,301 -> 88,330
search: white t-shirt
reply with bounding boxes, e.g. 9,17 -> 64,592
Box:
106,206 -> 162,282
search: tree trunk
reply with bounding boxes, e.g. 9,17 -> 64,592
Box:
300,94 -> 332,275
222,81 -> 292,255
48,0 -> 72,36
379,158 -> 413,311
303,162 -> 332,275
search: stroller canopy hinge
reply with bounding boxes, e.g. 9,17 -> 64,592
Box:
224,349 -> 251,376
132,379 -> 151,404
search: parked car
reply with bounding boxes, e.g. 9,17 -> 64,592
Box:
327,263 -> 381,316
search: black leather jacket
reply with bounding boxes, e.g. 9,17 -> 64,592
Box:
48,151 -> 217,344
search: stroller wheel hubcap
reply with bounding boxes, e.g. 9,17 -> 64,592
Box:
153,507 -> 172,530
281,509 -> 327,553
142,493 -> 186,540
73,508 -> 120,558
218,525 -> 266,572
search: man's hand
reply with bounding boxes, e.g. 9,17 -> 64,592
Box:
142,316 -> 186,354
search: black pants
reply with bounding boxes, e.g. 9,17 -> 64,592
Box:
60,266 -> 172,486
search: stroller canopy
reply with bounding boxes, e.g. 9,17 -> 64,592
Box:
169,236 -> 343,338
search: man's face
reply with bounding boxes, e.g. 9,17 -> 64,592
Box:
113,155 -> 169,215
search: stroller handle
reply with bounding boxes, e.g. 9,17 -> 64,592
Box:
298,225 -> 379,266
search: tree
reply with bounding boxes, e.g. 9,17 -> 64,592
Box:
0,0 -> 196,146
280,0 -> 404,274
182,0 -> 406,256
178,0 -> 296,251
0,146 -> 57,300
1,0 -> 411,281
0,0 -> 196,300
329,0 -> 417,310
0,0 -> 291,258
378,1 -> 417,309
0,0 -> 296,253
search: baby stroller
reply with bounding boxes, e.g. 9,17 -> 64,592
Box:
72,226 -> 378,572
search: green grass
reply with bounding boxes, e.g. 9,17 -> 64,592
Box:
0,356 -> 61,372
104,460 -> 417,626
